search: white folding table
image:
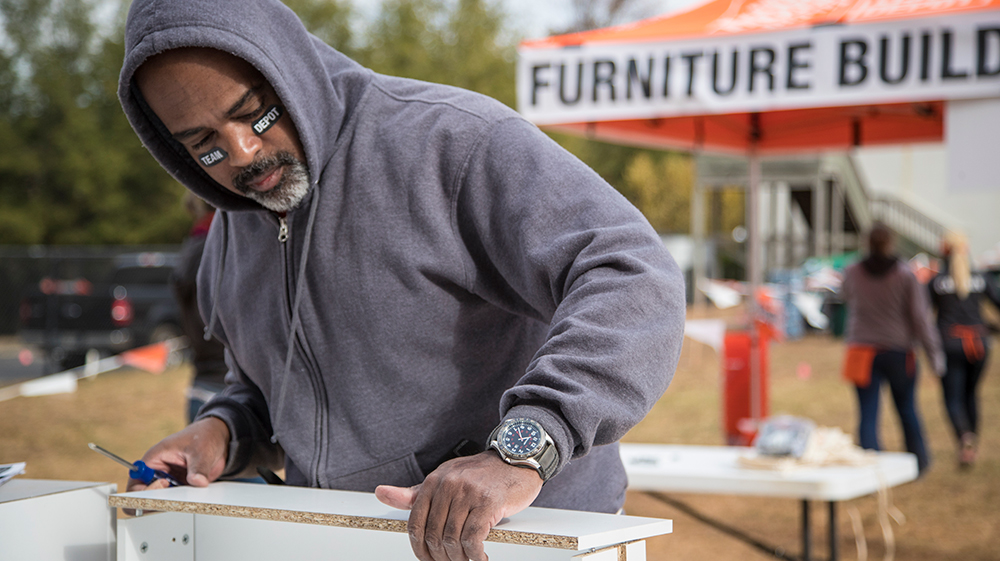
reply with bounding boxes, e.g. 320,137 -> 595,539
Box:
110,482 -> 672,560
620,443 -> 918,561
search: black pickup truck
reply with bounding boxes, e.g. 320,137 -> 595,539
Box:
19,252 -> 182,370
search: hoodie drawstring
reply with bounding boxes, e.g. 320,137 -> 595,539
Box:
270,183 -> 321,444
204,211 -> 229,341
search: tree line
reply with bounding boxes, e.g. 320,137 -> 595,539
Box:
0,0 -> 698,245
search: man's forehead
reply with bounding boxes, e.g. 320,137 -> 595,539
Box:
137,47 -> 259,82
135,48 -> 270,127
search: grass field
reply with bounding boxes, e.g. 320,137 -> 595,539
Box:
1,310 -> 997,560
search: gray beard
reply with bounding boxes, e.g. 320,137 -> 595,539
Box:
232,151 -> 311,213
244,159 -> 310,213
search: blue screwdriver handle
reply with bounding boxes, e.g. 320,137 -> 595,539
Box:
129,460 -> 181,487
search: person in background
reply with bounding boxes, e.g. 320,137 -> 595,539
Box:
170,192 -> 227,423
928,232 -> 1000,469
842,223 -> 944,475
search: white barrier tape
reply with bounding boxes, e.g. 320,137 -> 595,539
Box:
0,337 -> 187,403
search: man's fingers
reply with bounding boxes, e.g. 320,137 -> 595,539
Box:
422,489 -> 455,561
166,417 -> 229,485
125,476 -> 147,493
182,449 -> 212,486
406,480 -> 437,561
459,507 -> 494,561
182,449 -> 219,487
441,499 -> 474,561
186,471 -> 212,487
182,451 -> 224,485
393,454 -> 542,561
375,484 -> 420,510
126,477 -> 168,492
122,477 -> 167,516
148,477 -> 171,490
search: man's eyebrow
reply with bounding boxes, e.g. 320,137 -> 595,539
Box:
170,84 -> 266,142
224,84 -> 265,118
172,126 -> 206,143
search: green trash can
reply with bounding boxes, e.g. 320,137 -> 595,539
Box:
827,299 -> 847,337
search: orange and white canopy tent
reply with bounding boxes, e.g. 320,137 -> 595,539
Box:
517,0 -> 1000,154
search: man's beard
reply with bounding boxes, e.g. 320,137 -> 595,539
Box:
232,151 -> 311,213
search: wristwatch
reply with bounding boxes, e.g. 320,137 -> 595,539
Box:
488,417 -> 560,482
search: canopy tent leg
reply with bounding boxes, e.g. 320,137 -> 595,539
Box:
691,158 -> 707,309
747,145 -> 763,424
802,500 -> 812,561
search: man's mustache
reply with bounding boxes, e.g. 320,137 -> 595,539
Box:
232,151 -> 299,194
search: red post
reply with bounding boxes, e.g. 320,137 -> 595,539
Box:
722,328 -> 769,445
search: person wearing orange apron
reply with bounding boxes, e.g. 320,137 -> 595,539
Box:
842,224 -> 944,476
929,233 -> 1000,469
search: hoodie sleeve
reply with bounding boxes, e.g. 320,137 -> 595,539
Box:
194,213 -> 284,478
454,116 -> 685,473
196,350 -> 286,478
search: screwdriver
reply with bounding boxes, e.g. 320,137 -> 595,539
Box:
88,442 -> 181,487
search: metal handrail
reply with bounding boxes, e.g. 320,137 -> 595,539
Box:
869,196 -> 947,255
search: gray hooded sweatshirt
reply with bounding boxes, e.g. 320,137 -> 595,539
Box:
118,0 -> 685,513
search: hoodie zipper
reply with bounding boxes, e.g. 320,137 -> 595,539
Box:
278,215 -> 289,242
275,212 -> 328,487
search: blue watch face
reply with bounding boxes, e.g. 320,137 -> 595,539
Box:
499,420 -> 543,458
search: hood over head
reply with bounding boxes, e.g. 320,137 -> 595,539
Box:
118,0 -> 370,212
860,254 -> 898,277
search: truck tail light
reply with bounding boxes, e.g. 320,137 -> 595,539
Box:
111,297 -> 133,327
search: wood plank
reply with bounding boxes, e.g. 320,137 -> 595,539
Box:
110,482 -> 671,551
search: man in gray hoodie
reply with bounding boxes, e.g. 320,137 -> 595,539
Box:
117,1 -> 685,559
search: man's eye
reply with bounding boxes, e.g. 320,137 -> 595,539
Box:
192,134 -> 214,150
240,104 -> 267,121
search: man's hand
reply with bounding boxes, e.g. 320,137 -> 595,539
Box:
375,451 -> 543,561
125,417 -> 230,493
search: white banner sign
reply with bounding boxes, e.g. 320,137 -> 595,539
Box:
518,11 -> 1000,124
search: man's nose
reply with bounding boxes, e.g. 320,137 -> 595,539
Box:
224,124 -> 263,167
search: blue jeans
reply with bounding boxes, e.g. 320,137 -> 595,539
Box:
855,350 -> 930,474
941,348 -> 988,441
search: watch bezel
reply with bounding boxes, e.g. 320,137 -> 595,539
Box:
495,418 -> 545,459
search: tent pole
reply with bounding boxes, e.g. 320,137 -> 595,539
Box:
747,143 -> 763,426
692,153 -> 707,309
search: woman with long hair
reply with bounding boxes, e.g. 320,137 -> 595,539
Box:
929,232 -> 1000,468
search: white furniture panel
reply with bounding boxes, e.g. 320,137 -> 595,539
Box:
111,482 -> 669,561
0,479 -> 117,561
117,511 -> 194,561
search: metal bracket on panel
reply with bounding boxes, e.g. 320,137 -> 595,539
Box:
573,547 -> 618,561
574,540 -> 645,561
117,511 -> 194,561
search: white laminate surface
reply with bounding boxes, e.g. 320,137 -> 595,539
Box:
0,479 -> 117,561
620,443 -> 919,501
112,481 -> 672,551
